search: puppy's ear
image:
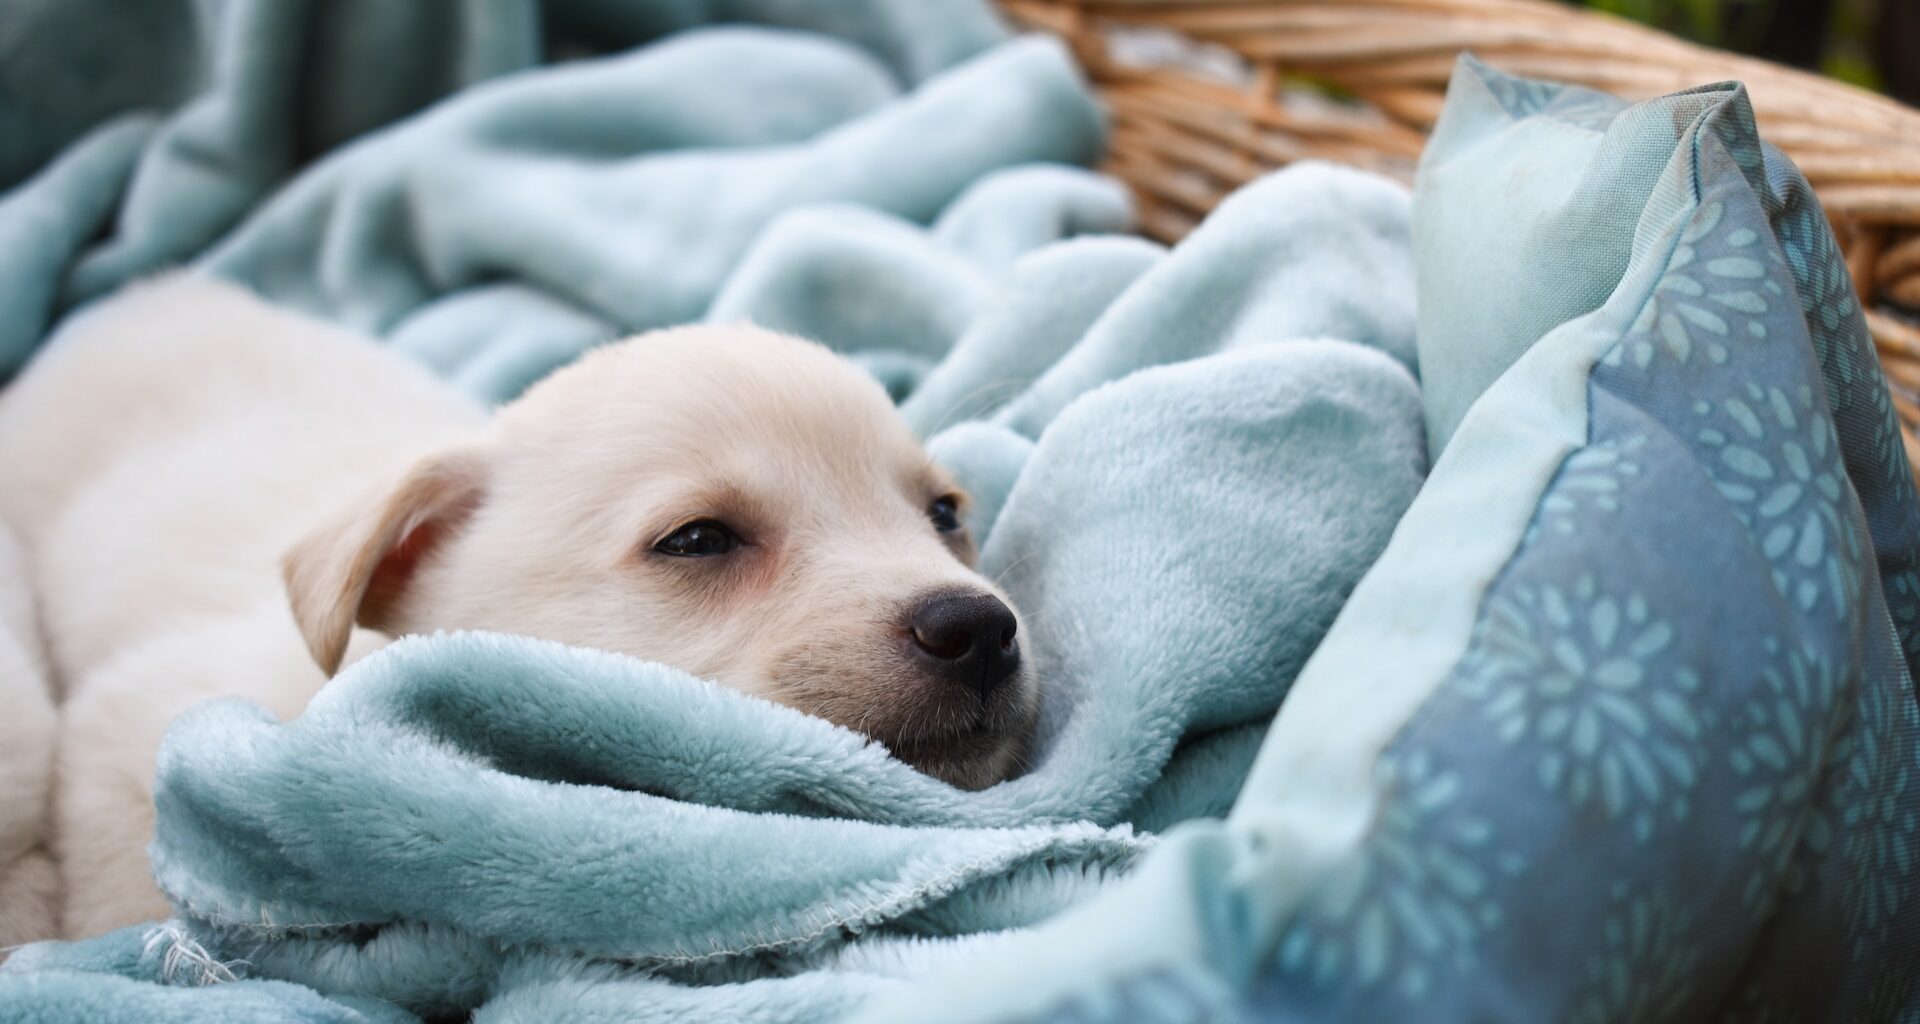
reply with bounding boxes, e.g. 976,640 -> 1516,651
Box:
283,450 -> 487,676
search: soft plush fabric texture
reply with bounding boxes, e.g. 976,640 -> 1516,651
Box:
0,2 -> 1430,1017
0,0 -> 1054,386
834,57 -> 1920,1024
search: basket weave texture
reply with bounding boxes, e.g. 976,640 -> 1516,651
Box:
1003,0 -> 1920,473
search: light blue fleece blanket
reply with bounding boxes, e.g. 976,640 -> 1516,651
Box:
0,2 -> 1430,1020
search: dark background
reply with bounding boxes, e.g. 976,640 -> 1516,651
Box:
1581,0 -> 1920,103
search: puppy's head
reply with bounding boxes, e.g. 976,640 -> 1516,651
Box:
284,325 -> 1035,789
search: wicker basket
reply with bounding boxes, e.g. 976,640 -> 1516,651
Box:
1001,0 -> 1920,473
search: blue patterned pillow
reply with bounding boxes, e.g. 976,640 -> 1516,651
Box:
1241,57 -> 1920,1020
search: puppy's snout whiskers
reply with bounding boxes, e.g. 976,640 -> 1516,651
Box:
990,550 -> 1041,590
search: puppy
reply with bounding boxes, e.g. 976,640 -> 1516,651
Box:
0,274 -> 1034,939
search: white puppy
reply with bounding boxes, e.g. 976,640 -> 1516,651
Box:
0,275 -> 1034,940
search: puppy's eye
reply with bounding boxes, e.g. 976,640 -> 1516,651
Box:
654,520 -> 739,557
928,496 -> 962,534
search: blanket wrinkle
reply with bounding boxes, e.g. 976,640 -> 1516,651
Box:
0,0 -> 1014,378
201,31 -> 1103,395
903,235 -> 1163,438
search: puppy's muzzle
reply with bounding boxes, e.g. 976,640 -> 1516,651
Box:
909,591 -> 1020,697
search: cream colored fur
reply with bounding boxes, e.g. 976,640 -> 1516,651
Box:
0,274 -> 1031,941
0,521 -> 58,954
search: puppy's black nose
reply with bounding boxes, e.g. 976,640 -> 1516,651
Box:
910,592 -> 1020,697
